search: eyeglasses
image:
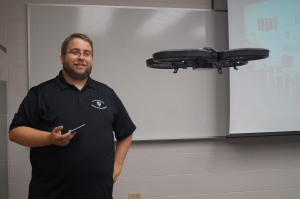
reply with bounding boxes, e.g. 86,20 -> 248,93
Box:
66,50 -> 93,58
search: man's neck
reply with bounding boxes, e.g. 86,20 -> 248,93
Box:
62,70 -> 88,91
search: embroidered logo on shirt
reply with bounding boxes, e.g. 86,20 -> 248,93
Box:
91,100 -> 107,109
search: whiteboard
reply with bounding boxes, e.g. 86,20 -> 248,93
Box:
28,4 -> 229,140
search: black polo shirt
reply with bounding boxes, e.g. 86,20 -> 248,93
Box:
10,71 -> 136,199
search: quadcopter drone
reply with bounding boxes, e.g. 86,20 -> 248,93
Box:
146,47 -> 269,74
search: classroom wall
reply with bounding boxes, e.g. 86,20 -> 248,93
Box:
0,81 -> 8,199
1,0 -> 300,199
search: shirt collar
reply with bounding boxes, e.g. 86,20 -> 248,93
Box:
56,70 -> 96,91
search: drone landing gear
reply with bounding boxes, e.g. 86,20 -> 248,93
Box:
173,68 -> 178,73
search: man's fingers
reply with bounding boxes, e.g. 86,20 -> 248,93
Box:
56,135 -> 72,146
53,125 -> 63,133
58,140 -> 70,146
70,132 -> 76,138
50,126 -> 77,146
56,131 -> 72,140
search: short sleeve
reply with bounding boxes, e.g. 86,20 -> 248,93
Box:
9,88 -> 40,131
112,91 -> 136,140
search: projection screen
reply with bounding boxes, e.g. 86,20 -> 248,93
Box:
228,0 -> 300,136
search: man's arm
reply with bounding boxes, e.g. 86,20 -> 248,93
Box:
9,126 -> 75,147
113,134 -> 133,183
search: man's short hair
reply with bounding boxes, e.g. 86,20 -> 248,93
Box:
61,33 -> 94,56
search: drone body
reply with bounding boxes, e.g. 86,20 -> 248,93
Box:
146,48 -> 269,74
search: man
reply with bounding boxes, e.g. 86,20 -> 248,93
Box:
9,33 -> 136,199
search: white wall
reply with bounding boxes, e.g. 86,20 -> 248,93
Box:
1,0 -> 300,199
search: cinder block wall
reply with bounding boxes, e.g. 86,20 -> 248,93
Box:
0,81 -> 8,199
1,0 -> 300,199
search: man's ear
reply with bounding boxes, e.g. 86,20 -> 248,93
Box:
60,54 -> 64,64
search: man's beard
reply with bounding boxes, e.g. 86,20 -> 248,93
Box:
63,62 -> 92,80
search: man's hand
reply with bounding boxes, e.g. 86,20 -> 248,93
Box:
49,126 -> 76,146
113,163 -> 123,183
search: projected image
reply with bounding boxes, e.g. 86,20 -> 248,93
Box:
244,0 -> 300,94
228,0 -> 300,134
